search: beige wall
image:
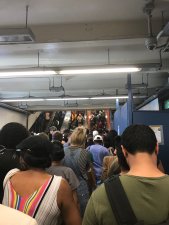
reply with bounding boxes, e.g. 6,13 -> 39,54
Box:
0,107 -> 27,129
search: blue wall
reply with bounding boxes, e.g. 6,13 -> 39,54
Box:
133,111 -> 169,174
114,103 -> 128,135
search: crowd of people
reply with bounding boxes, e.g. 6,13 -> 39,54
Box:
30,111 -> 65,134
89,110 -> 107,131
68,112 -> 85,130
0,121 -> 168,225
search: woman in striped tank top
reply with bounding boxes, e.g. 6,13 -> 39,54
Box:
2,136 -> 81,225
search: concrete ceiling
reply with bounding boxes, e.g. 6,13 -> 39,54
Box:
0,0 -> 169,111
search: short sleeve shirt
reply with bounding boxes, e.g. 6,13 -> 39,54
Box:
47,165 -> 80,190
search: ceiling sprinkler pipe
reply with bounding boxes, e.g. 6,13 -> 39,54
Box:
148,13 -> 153,37
143,0 -> 155,36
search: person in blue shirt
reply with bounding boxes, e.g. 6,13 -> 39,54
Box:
88,135 -> 109,185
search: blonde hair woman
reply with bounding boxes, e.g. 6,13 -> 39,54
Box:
63,127 -> 90,217
70,127 -> 86,148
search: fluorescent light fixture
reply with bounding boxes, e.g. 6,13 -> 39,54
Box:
0,66 -> 141,78
1,98 -> 44,102
46,97 -> 90,101
91,96 -> 128,100
133,95 -> 147,99
0,28 -> 35,43
0,95 -> 147,102
59,67 -> 141,75
0,70 -> 57,78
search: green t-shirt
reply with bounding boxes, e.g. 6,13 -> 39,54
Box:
83,175 -> 169,225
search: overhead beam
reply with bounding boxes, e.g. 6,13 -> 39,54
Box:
32,20 -> 162,43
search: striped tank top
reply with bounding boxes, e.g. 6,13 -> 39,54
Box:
3,169 -> 62,225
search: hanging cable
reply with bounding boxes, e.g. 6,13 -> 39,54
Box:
161,11 -> 165,28
26,5 -> 29,28
159,49 -> 163,69
38,51 -> 40,67
61,76 -> 63,86
107,48 -> 110,65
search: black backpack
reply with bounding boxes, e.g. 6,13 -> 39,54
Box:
104,176 -> 169,225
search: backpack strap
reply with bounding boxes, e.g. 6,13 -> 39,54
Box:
104,176 -> 143,225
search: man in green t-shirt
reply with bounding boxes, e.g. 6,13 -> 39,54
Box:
83,124 -> 169,225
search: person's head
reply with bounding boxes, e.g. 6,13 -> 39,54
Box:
93,135 -> 103,145
86,135 -> 94,147
121,124 -> 157,156
70,127 -> 86,148
38,132 -> 49,140
51,141 -> 65,161
106,129 -> 117,148
63,129 -> 70,135
103,135 -> 110,148
52,131 -> 62,142
16,136 -> 53,170
109,158 -> 121,176
0,122 -> 30,149
49,126 -> 57,134
114,136 -> 129,172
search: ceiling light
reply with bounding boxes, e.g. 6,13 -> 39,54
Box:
0,66 -> 142,78
59,67 -> 141,75
0,70 -> 57,78
1,98 -> 44,102
46,97 -> 90,101
0,95 -> 147,103
0,28 -> 35,44
91,96 -> 129,100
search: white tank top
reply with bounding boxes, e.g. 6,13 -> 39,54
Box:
3,169 -> 62,225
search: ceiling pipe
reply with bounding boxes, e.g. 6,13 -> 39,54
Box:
143,0 -> 157,50
26,105 -> 118,111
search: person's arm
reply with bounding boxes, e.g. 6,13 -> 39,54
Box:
101,157 -> 109,181
57,179 -> 82,225
66,169 -> 80,206
72,190 -> 79,207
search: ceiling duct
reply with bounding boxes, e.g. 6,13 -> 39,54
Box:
0,28 -> 35,44
0,5 -> 35,44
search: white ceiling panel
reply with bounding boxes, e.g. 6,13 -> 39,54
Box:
0,0 -> 168,110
